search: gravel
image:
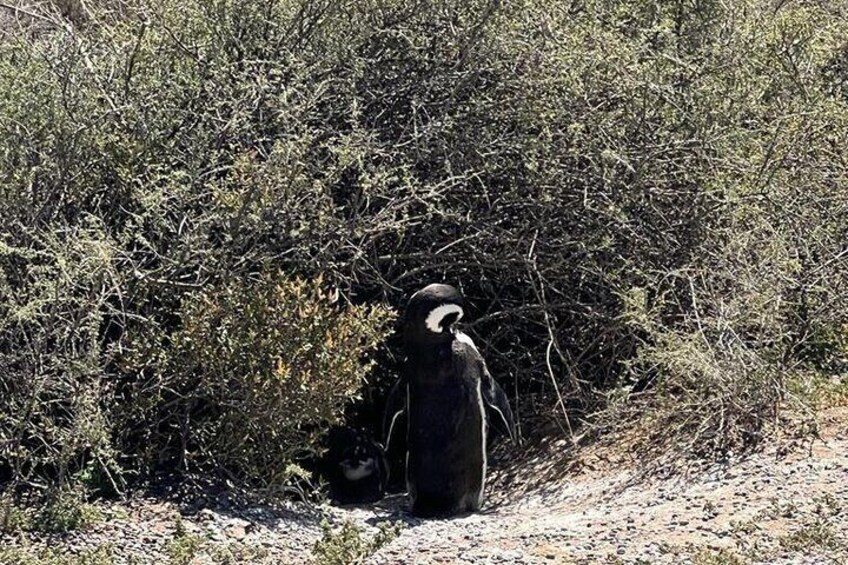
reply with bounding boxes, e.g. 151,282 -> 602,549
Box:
2,408 -> 845,564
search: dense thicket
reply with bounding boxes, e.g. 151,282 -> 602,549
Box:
0,0 -> 846,497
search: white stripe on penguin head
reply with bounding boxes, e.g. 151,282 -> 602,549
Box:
424,304 -> 464,333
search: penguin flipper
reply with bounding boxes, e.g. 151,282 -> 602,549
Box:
383,375 -> 407,450
481,364 -> 516,443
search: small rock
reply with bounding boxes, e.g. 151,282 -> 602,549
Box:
225,524 -> 247,540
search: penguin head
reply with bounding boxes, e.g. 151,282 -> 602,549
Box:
404,283 -> 465,344
340,450 -> 377,481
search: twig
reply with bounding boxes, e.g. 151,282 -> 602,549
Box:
526,230 -> 575,443
0,2 -> 69,28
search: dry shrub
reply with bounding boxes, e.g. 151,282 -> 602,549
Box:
0,0 -> 847,499
160,275 -> 394,485
0,220 -> 123,493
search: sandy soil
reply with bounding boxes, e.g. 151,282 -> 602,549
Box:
358,407 -> 848,564
2,408 -> 846,565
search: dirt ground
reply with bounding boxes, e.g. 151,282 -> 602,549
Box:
2,408 -> 846,565
360,407 -> 848,564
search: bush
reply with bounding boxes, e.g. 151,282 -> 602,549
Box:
123,274 -> 393,484
0,0 -> 847,497
0,222 -> 124,493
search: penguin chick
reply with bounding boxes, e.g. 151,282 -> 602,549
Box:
322,427 -> 388,505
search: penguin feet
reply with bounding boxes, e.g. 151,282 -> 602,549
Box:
411,492 -> 481,518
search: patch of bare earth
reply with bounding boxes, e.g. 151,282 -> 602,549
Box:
2,408 -> 845,564
365,407 -> 848,564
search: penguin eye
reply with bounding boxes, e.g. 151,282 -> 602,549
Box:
440,312 -> 461,330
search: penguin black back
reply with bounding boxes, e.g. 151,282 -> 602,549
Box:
384,284 -> 516,518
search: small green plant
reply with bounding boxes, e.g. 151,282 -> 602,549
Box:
777,495 -> 846,558
729,519 -> 759,537
756,498 -> 799,521
312,519 -> 403,565
0,544 -> 114,565
205,543 -> 270,565
691,547 -> 748,565
1,488 -> 105,534
35,488 -> 103,533
813,494 -> 843,517
0,495 -> 32,532
779,520 -> 845,555
36,491 -> 103,532
166,516 -> 205,565
103,506 -> 130,522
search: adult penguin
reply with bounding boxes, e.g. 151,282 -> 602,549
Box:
383,283 -> 515,517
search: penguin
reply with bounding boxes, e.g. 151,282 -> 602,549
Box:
321,427 -> 389,505
383,283 -> 516,517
